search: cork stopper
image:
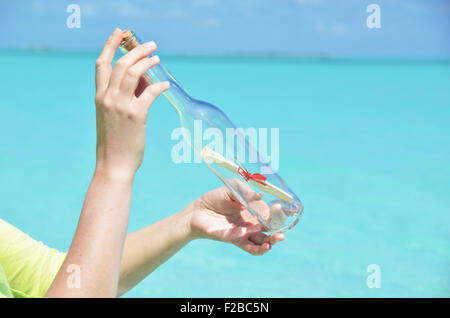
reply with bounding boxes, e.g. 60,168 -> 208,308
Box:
121,30 -> 139,51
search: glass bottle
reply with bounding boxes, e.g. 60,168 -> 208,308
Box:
119,30 -> 303,233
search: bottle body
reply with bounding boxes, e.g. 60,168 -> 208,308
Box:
120,31 -> 303,233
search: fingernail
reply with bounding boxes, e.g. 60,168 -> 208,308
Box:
144,41 -> 156,49
113,27 -> 121,35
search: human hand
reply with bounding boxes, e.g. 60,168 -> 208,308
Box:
189,181 -> 285,255
94,28 -> 169,181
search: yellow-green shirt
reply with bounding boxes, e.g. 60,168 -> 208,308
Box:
0,218 -> 66,298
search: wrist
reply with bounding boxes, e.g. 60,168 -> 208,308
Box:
184,200 -> 211,240
178,203 -> 203,242
94,163 -> 136,185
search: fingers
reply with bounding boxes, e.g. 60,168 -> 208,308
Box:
228,178 -> 256,201
95,28 -> 123,93
135,75 -> 151,98
134,81 -> 170,113
241,240 -> 271,256
218,185 -> 246,211
269,202 -> 286,228
242,231 -> 285,255
249,232 -> 271,245
109,41 -> 157,91
269,233 -> 285,245
120,55 -> 160,98
248,231 -> 283,245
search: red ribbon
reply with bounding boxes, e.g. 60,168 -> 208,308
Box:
235,157 -> 267,186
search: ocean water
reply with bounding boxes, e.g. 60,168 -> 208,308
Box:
0,50 -> 449,297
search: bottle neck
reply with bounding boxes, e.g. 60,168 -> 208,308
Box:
119,31 -> 191,119
147,63 -> 190,118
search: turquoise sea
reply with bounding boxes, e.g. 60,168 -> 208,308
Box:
0,50 -> 449,297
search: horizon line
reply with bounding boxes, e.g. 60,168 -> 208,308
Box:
1,47 -> 449,63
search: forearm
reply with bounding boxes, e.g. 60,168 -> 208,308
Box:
46,169 -> 134,297
117,204 -> 194,296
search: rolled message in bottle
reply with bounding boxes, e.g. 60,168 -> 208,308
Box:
200,147 -> 294,203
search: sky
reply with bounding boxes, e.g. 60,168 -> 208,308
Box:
0,0 -> 449,58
